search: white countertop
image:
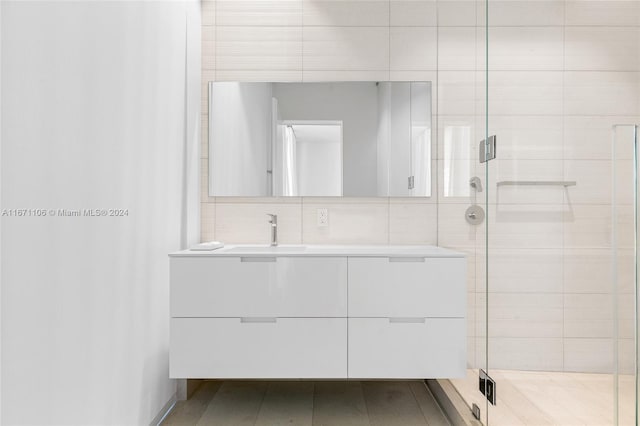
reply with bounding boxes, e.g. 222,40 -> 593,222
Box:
169,244 -> 466,258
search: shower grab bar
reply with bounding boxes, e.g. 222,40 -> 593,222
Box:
497,180 -> 576,187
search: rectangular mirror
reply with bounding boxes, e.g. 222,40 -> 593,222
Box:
208,81 -> 432,197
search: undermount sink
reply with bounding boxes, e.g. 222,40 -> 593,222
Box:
224,245 -> 308,254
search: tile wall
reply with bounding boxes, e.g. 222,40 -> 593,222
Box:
200,0 -> 640,373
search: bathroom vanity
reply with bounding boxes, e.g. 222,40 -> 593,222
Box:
169,245 -> 466,379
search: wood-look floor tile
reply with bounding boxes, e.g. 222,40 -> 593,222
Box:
362,381 -> 430,426
196,381 -> 267,426
254,382 -> 314,426
312,381 -> 370,426
162,381 -> 221,426
408,382 -> 450,426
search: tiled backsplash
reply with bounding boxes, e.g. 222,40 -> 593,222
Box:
201,0 -> 640,374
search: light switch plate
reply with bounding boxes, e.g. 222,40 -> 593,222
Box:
317,208 -> 328,227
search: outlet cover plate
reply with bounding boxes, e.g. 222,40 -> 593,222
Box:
317,208 -> 328,227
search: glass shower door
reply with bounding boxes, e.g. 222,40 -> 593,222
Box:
612,124 -> 639,426
481,3 -> 639,423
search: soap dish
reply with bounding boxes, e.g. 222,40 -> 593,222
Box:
190,241 -> 224,251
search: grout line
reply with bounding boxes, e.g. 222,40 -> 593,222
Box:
252,382 -> 269,426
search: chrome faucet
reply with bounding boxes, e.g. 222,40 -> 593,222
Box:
267,213 -> 278,246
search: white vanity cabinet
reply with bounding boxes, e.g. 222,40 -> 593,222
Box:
170,255 -> 347,379
169,245 -> 465,380
347,257 -> 466,379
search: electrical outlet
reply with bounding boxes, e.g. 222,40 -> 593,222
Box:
317,208 -> 328,227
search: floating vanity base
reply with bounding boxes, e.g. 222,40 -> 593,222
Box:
169,245 -> 466,380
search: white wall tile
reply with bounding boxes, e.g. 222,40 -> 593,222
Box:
565,27 -> 640,72
564,116 -> 637,161
437,0 -> 476,26
201,202 -> 216,242
203,25 -> 216,70
302,70 -> 389,82
216,26 -> 302,70
303,26 -> 389,70
487,71 -> 563,115
485,338 -> 564,371
487,203 -> 564,249
438,71 -> 478,115
564,203 -> 634,252
215,70 -> 303,81
304,0 -> 390,26
618,296 -> 635,339
438,27 -> 477,71
217,0 -> 302,26
390,27 -> 437,70
202,0 -> 216,26
564,294 -> 614,338
303,70 -> 390,81
301,200 -> 389,243
201,113 -> 209,159
565,1 -> 640,26
487,27 -> 563,71
563,71 -> 640,116
563,248 -> 635,294
564,338 -> 614,373
563,204 -> 614,248
563,159 -> 634,205
391,0 -> 438,26
488,116 -> 563,160
476,249 -> 563,293
477,293 -> 563,338
619,339 -> 635,375
389,202 -> 437,244
215,202 -> 302,243
483,0 -> 564,27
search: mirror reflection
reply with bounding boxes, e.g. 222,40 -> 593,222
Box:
208,82 -> 432,197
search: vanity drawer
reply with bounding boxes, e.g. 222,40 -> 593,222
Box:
348,257 -> 465,317
348,318 -> 465,379
170,318 -> 347,379
171,257 -> 347,317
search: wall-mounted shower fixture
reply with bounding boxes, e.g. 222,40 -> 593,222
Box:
465,204 -> 485,225
469,176 -> 483,192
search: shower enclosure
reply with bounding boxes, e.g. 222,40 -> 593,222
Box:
443,0 -> 640,424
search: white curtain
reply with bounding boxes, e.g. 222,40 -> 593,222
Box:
282,125 -> 298,196
411,126 -> 432,196
443,125 -> 472,197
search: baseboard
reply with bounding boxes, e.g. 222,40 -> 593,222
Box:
425,379 -> 483,426
150,392 -> 177,426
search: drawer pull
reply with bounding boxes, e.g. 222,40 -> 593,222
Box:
388,257 -> 425,263
240,257 -> 276,263
240,317 -> 277,323
389,317 -> 426,324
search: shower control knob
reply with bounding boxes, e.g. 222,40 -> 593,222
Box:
465,205 -> 485,225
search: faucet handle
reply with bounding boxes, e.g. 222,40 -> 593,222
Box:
266,213 -> 277,224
